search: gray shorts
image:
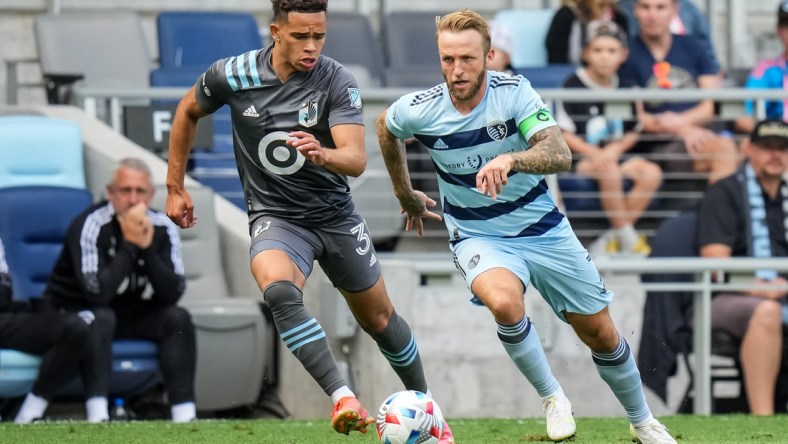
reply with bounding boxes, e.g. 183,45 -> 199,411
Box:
711,293 -> 763,338
249,212 -> 381,292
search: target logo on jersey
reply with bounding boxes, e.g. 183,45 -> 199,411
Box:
257,131 -> 306,175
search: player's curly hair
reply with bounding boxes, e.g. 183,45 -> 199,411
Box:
271,0 -> 328,23
435,9 -> 491,54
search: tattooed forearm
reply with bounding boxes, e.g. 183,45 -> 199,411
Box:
510,125 -> 572,174
376,111 -> 414,198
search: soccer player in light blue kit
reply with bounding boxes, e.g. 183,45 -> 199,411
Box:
376,9 -> 676,444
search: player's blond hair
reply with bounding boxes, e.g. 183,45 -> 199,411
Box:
435,9 -> 491,55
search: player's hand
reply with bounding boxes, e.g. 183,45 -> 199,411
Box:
398,190 -> 442,237
289,131 -> 329,166
166,186 -> 198,229
476,154 -> 513,200
118,203 -> 154,249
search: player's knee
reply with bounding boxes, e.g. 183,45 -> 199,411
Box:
750,300 -> 782,331
89,307 -> 117,333
262,280 -> 304,312
162,306 -> 194,333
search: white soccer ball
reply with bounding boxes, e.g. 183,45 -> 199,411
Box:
376,390 -> 444,444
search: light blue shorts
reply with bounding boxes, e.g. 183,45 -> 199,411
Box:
450,221 -> 613,323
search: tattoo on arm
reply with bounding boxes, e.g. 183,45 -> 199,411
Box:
510,125 -> 572,174
376,113 -> 414,198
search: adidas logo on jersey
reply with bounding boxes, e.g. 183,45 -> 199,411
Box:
243,105 -> 259,117
433,138 -> 449,150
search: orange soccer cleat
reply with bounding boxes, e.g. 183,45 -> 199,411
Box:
331,397 -> 375,435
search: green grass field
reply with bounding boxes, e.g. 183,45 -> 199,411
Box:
0,415 -> 784,444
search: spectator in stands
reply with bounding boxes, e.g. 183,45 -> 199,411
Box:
489,19 -> 515,73
618,0 -> 720,73
546,0 -> 630,65
164,0 -> 453,440
619,0 -> 739,185
556,20 -> 662,257
43,158 -> 197,423
0,237 -> 95,423
696,119 -> 788,415
736,1 -> 788,134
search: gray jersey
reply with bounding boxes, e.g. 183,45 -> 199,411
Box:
194,44 -> 365,228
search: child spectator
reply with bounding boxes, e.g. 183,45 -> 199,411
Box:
556,20 -> 662,256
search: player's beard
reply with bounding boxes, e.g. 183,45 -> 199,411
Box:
446,66 -> 486,102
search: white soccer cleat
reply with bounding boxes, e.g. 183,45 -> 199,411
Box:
541,394 -> 576,442
630,419 -> 677,444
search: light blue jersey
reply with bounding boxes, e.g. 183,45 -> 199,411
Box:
386,71 -> 562,240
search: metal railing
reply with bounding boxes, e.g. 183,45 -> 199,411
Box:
69,86 -> 788,239
381,253 -> 788,416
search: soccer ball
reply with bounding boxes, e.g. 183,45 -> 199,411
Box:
376,390 -> 444,444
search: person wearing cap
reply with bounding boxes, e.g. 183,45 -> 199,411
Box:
618,0 -> 739,185
546,0 -> 630,66
735,1 -> 788,135
556,20 -> 662,257
697,119 -> 788,415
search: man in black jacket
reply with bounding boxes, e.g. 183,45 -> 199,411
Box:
44,158 -> 196,422
0,237 -> 93,423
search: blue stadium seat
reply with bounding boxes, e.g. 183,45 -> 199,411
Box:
494,9 -> 555,68
156,11 -> 262,69
151,12 -> 259,209
0,351 -> 42,398
514,64 -> 576,89
0,186 -> 162,399
0,116 -> 86,189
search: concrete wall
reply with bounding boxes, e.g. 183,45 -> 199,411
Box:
279,258 -> 687,420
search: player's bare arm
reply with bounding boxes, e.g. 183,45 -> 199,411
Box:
166,86 -> 206,228
477,125 -> 571,199
376,110 -> 442,236
290,124 -> 366,177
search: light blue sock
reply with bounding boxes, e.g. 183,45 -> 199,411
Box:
498,317 -> 561,397
592,337 -> 652,425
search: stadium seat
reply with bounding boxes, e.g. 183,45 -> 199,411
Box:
493,9 -> 555,68
382,11 -> 447,87
34,12 -> 153,104
322,12 -> 386,87
155,11 -> 262,70
151,186 -> 271,411
514,64 -> 576,89
0,116 -> 86,189
0,186 -> 163,400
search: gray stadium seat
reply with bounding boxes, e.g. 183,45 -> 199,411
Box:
34,12 -> 153,104
151,186 -> 272,412
322,12 -> 386,87
382,11 -> 447,88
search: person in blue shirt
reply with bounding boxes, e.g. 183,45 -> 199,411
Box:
619,0 -> 738,184
736,1 -> 788,134
618,0 -> 720,73
376,9 -> 676,444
